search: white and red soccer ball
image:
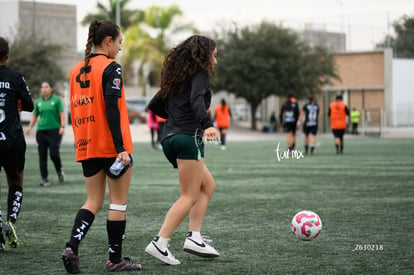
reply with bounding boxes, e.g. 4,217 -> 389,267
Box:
291,210 -> 322,241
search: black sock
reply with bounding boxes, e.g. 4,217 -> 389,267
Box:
107,220 -> 126,263
66,209 -> 95,255
292,143 -> 295,150
340,144 -> 344,153
310,146 -> 315,154
335,144 -> 339,153
221,135 -> 226,146
8,187 -> 23,223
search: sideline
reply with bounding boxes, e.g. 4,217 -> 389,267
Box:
22,123 -> 414,145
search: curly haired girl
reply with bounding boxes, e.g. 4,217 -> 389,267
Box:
145,35 -> 220,265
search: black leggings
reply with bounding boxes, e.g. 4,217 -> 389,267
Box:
36,129 -> 62,179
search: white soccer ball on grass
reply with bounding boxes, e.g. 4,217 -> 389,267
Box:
291,210 -> 322,241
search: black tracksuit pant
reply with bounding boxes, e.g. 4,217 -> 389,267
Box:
36,129 -> 62,179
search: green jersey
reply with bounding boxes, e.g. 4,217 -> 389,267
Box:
34,94 -> 64,130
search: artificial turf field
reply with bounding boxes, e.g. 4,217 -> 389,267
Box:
0,136 -> 413,274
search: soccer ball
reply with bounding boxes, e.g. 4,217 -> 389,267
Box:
291,210 -> 322,241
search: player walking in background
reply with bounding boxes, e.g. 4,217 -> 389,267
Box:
350,107 -> 360,135
145,35 -> 220,265
299,96 -> 319,155
214,98 -> 231,150
329,95 -> 350,154
269,111 -> 277,132
25,81 -> 65,186
279,94 -> 300,151
0,36 -> 34,252
62,20 -> 142,273
147,109 -> 159,149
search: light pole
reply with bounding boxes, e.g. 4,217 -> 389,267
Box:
116,0 -> 120,27
32,0 -> 37,35
336,0 -> 344,33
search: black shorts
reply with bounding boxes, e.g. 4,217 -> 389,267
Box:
161,134 -> 205,168
81,155 -> 133,178
0,140 -> 26,181
283,122 -> 297,134
303,125 -> 318,136
332,129 -> 345,138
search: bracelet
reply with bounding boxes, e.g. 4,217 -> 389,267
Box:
60,126 -> 65,128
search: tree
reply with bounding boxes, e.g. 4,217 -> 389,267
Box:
215,21 -> 338,130
81,0 -> 144,29
121,25 -> 165,86
121,4 -> 196,87
8,32 -> 65,98
376,15 -> 414,58
392,15 -> 414,58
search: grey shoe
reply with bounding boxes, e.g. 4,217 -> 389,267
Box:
39,178 -> 50,187
58,171 -> 65,182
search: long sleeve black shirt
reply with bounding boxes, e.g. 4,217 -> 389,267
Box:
101,59 -> 125,153
148,70 -> 213,141
0,65 -> 34,148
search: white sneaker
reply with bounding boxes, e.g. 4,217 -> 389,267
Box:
201,235 -> 213,245
145,236 -> 180,265
183,232 -> 219,258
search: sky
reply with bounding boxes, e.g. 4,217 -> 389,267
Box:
33,0 -> 414,52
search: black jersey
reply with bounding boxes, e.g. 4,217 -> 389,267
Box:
302,102 -> 319,127
148,70 -> 213,141
0,65 -> 34,148
280,99 -> 299,124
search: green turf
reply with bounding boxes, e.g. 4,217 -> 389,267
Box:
0,136 -> 413,274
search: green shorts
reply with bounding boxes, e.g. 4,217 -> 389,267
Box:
161,134 -> 204,168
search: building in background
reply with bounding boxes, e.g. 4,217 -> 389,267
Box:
321,50 -> 392,135
0,0 -> 77,75
308,49 -> 414,133
392,59 -> 414,126
300,23 -> 346,53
